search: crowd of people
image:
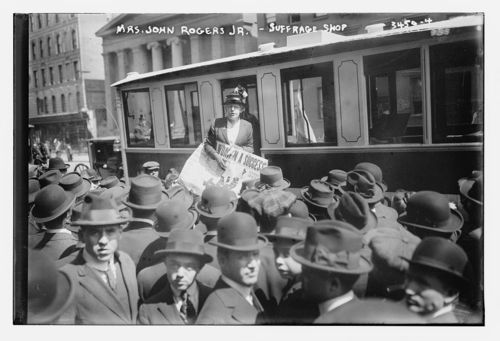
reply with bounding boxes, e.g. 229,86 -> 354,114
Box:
25,153 -> 483,325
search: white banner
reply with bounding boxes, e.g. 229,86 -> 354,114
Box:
179,142 -> 268,196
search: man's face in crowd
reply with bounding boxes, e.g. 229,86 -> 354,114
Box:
273,240 -> 302,279
165,253 -> 202,292
146,169 -> 159,178
219,249 -> 260,287
83,225 -> 122,263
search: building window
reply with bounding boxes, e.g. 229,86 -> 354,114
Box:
47,37 -> 52,56
289,14 -> 301,24
33,71 -> 38,88
58,64 -> 63,83
313,13 -> 328,19
61,94 -> 66,112
37,98 -> 42,114
281,62 -> 337,146
30,16 -> 34,32
55,14 -> 59,23
56,34 -> 61,54
37,14 -> 42,29
45,14 -> 49,26
66,62 -> 71,81
68,93 -> 73,111
71,29 -> 78,50
63,31 -> 67,53
73,61 -> 79,80
43,97 -> 48,113
76,91 -> 81,110
41,68 -> 46,87
49,67 -> 54,85
265,14 -> 276,26
31,41 -> 36,60
123,89 -> 154,148
364,48 -> 423,144
430,40 -> 483,143
51,95 -> 57,113
39,38 -> 44,58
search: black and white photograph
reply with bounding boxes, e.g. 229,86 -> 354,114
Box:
11,4 -> 493,332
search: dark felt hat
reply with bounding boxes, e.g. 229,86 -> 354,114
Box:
32,184 -> 75,223
289,199 -> 316,222
59,172 -> 92,199
39,169 -> 62,188
155,229 -> 212,264
291,220 -> 373,275
321,169 -> 347,187
29,179 -> 41,204
343,170 -> 384,204
254,166 -> 290,191
155,199 -> 198,238
210,212 -> 268,251
71,193 -> 129,227
123,174 -> 167,210
99,176 -> 121,189
265,216 -> 310,243
47,157 -> 70,171
301,179 -> 337,208
398,191 -> 463,234
164,185 -> 194,210
28,251 -> 75,324
354,162 -> 388,192
458,171 -> 483,206
195,185 -> 236,218
329,191 -> 378,233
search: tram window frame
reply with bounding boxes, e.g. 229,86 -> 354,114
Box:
122,89 -> 155,148
429,40 -> 483,144
364,48 -> 424,145
281,62 -> 337,147
164,82 -> 203,148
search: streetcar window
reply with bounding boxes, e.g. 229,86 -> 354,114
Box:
430,40 -> 483,143
164,83 -> 202,148
122,89 -> 154,148
220,76 -> 261,154
364,49 -> 423,144
281,63 -> 336,146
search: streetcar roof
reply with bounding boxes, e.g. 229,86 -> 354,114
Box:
111,14 -> 483,88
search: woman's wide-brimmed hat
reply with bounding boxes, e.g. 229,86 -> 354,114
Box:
122,174 -> 167,211
209,212 -> 268,251
291,220 -> 373,275
224,85 -> 247,106
155,199 -> 198,238
155,229 -> 213,264
254,166 -> 291,191
59,172 -> 92,199
301,179 -> 337,208
71,193 -> 129,227
195,185 -> 236,218
31,184 -> 76,223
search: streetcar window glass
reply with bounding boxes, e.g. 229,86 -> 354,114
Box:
122,89 -> 154,148
364,48 -> 423,144
220,76 -> 261,154
281,62 -> 337,146
164,82 -> 202,148
430,40 -> 483,143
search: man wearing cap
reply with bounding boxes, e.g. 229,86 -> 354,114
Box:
138,229 -> 213,324
196,212 -> 268,324
142,161 -> 160,178
120,174 -> 167,267
291,220 -> 373,323
402,237 -> 469,323
28,184 -> 78,262
47,157 -> 70,175
59,194 -> 139,324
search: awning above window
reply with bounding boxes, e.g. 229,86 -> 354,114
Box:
29,112 -> 89,125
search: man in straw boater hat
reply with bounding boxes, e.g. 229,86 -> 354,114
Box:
120,174 -> 168,267
290,220 -> 374,323
401,237 -> 470,323
138,229 -> 214,324
28,184 -> 78,262
196,212 -> 269,324
59,193 -> 139,324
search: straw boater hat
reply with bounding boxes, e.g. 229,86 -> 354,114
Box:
31,184 -> 76,224
301,179 -> 338,208
122,174 -> 168,211
71,193 -> 129,227
291,220 -> 373,275
254,166 -> 291,191
209,212 -> 268,251
59,172 -> 92,199
195,185 -> 236,219
155,229 -> 213,264
154,199 -> 198,238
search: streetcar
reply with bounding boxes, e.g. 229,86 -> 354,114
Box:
111,14 -> 483,194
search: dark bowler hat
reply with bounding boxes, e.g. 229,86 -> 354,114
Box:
155,229 -> 213,264
404,237 -> 469,284
301,179 -> 337,208
142,161 -> 160,171
59,172 -> 91,199
32,184 -> 75,223
195,185 -> 236,218
39,169 -> 62,188
123,174 -> 167,211
254,166 -> 290,191
459,171 -> 483,206
29,179 -> 40,204
398,191 -> 463,234
289,199 -> 316,222
224,85 -> 247,106
99,176 -> 121,189
265,216 -> 310,243
164,185 -> 194,210
210,212 -> 268,251
72,193 -> 129,227
321,169 -> 347,187
28,250 -> 75,324
354,162 -> 387,192
343,170 -> 384,204
329,192 -> 377,233
291,220 -> 373,275
47,157 -> 70,171
155,199 -> 198,238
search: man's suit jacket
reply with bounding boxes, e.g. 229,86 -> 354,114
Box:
204,118 -> 254,157
59,250 -> 139,324
196,278 -> 264,325
28,231 -> 79,263
119,220 -> 158,269
138,280 -> 212,324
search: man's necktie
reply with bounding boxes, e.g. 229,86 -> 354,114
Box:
105,267 -> 116,291
180,291 -> 196,324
